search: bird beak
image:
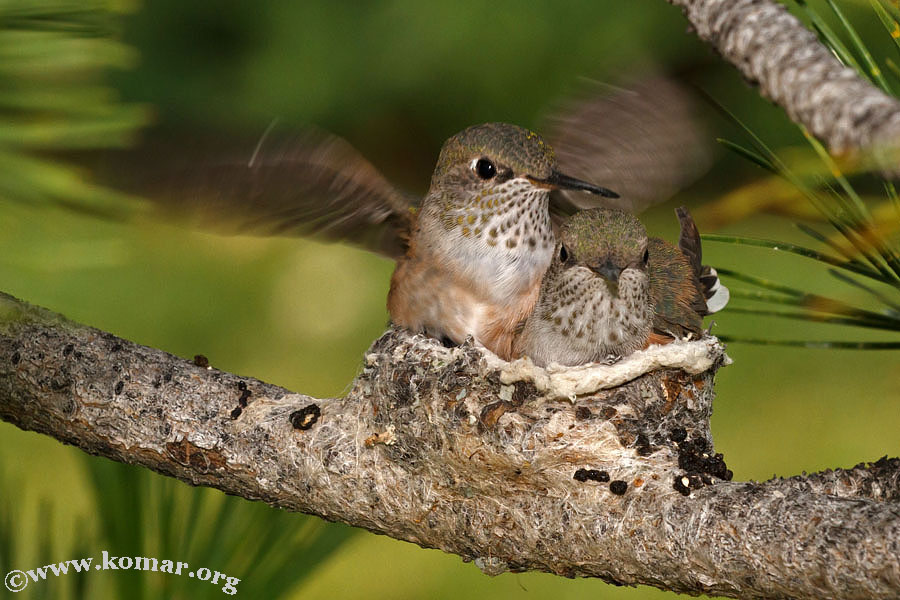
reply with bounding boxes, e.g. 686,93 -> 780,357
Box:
528,170 -> 619,198
588,261 -> 622,283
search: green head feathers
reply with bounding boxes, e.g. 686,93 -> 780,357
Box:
559,208 -> 649,269
431,122 -> 557,184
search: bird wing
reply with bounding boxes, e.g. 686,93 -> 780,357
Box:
98,127 -> 417,260
675,206 -> 730,314
675,206 -> 703,275
546,74 -> 713,217
648,237 -> 708,337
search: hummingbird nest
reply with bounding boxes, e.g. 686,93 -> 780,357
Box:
355,327 -> 732,575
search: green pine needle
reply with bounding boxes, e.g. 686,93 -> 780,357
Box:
702,234 -> 895,284
716,138 -> 779,174
828,268 -> 900,314
795,0 -> 866,73
822,0 -> 895,92
717,336 -> 900,349
725,306 -> 900,331
0,0 -> 151,220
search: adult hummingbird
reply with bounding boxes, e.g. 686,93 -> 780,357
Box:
514,207 -> 728,367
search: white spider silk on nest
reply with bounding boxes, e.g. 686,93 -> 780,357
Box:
482,336 -> 730,400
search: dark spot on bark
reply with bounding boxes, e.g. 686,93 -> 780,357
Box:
290,404 -> 321,430
165,440 -> 225,472
440,335 -> 457,348
230,406 -> 243,419
163,370 -> 173,383
114,381 -> 124,395
481,401 -> 510,428
609,480 -> 628,495
63,343 -> 74,356
618,430 -> 635,446
575,406 -> 592,420
237,384 -> 251,408
193,354 -> 209,368
61,397 -> 77,417
11,351 -> 20,365
675,436 -> 731,488
573,468 -> 610,483
600,406 -> 618,419
110,342 -> 122,352
390,370 -> 414,406
674,475 -> 691,496
670,427 -> 687,443
635,433 -> 654,456
510,380 -> 537,406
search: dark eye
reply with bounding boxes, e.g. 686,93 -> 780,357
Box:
642,249 -> 650,265
559,245 -> 569,263
473,158 -> 496,180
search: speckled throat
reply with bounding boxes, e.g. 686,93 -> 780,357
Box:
387,177 -> 556,358
427,177 -> 555,299
517,265 -> 653,367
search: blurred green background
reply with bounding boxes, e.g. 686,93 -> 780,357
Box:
1,1 -> 898,598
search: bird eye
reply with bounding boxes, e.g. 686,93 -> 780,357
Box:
559,245 -> 569,263
642,249 -> 650,265
472,158 -> 496,180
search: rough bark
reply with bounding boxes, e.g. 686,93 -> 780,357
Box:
667,0 -> 900,160
1,291 -> 898,599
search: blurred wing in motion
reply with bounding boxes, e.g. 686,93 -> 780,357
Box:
105,127 -> 418,259
546,75 -> 713,217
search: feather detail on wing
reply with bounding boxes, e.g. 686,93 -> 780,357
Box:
101,127 -> 417,259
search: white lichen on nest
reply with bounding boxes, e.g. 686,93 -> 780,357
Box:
482,336 -> 731,400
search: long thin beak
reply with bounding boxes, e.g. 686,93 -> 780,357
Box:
528,170 -> 619,198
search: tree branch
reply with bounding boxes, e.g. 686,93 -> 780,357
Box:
666,0 -> 900,158
1,291 -> 898,599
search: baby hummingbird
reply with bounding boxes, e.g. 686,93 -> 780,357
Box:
514,208 -> 654,366
514,207 -> 727,367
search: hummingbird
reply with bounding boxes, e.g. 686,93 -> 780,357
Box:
386,123 -> 617,358
514,206 -> 728,367
99,76 -> 712,358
